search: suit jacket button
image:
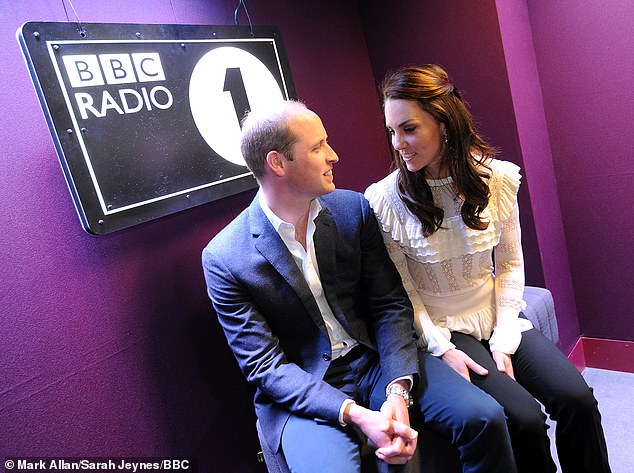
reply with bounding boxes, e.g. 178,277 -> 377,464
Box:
322,353 -> 331,361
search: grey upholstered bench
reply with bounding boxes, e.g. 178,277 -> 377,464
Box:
257,286 -> 559,473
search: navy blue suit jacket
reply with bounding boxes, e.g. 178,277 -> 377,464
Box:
202,189 -> 419,452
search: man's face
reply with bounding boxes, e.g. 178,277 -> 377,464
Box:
283,110 -> 339,200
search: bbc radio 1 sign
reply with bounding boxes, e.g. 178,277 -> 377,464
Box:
17,22 -> 296,234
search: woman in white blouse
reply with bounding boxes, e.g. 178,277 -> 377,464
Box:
365,64 -> 610,473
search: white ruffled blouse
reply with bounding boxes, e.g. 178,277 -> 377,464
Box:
365,159 -> 533,356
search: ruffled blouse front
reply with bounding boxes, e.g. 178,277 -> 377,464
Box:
365,159 -> 532,356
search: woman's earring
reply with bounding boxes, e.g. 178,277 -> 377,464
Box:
443,132 -> 448,144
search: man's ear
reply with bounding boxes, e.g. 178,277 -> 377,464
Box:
266,150 -> 286,177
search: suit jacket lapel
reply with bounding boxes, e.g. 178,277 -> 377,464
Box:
313,207 -> 337,297
314,204 -> 355,336
248,197 -> 327,334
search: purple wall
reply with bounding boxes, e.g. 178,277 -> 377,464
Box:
526,0 -> 634,342
0,0 -> 387,469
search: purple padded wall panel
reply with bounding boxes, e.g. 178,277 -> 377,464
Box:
495,0 -> 580,353
526,0 -> 634,342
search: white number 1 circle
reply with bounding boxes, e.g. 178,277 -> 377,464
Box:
189,46 -> 285,167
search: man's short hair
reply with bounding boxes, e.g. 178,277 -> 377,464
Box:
240,100 -> 307,179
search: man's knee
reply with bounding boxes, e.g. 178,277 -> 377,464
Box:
282,416 -> 362,473
472,398 -> 508,433
453,394 -> 509,442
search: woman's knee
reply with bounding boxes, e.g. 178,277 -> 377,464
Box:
550,384 -> 599,419
507,399 -> 547,437
571,384 -> 598,409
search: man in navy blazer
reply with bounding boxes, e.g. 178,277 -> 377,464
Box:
202,101 -> 516,472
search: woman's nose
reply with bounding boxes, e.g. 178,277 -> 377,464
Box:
392,133 -> 405,150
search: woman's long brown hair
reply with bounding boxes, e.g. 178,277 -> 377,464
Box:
381,64 -> 497,237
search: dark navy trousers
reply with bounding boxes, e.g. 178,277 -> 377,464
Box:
452,328 -> 611,473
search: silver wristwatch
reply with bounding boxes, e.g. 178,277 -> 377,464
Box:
386,384 -> 413,408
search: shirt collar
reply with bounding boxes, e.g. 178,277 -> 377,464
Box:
258,191 -> 322,232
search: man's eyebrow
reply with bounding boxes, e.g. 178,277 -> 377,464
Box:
310,137 -> 327,148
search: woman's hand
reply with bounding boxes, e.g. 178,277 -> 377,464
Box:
441,348 -> 488,382
492,351 -> 515,380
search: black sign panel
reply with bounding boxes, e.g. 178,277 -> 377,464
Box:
17,22 -> 296,234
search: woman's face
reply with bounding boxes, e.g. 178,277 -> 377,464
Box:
384,98 -> 446,177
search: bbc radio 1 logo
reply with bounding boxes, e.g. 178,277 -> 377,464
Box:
60,46 -> 285,167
